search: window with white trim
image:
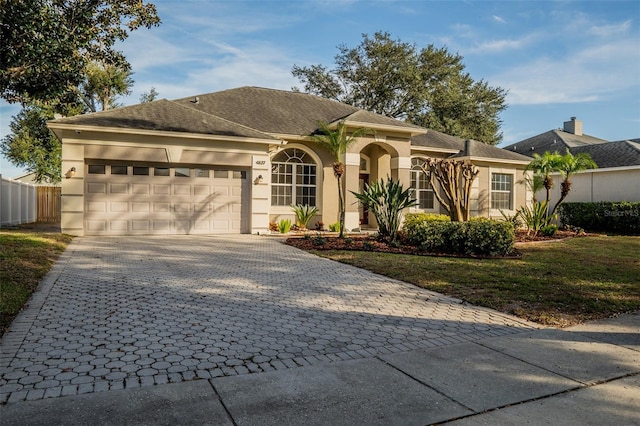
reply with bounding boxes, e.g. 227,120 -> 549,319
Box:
271,148 -> 317,206
491,173 -> 513,210
410,158 -> 435,210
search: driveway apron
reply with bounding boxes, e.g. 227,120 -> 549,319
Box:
0,236 -> 536,403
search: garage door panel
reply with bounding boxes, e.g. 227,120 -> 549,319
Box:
194,185 -> 210,195
88,183 -> 106,194
173,203 -> 190,213
86,165 -> 246,235
110,183 -> 128,194
154,203 -> 171,213
87,201 -> 106,212
174,185 -> 190,195
132,184 -> 150,194
86,220 -> 107,231
153,184 -> 171,195
132,202 -> 150,213
131,220 -> 150,231
110,202 -> 129,212
110,220 -> 128,231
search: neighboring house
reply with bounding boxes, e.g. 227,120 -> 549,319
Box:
503,118 -> 640,203
14,172 -> 61,186
48,86 -> 532,236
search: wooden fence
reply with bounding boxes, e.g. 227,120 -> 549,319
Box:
37,186 -> 61,223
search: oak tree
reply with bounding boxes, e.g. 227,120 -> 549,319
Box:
292,32 -> 507,145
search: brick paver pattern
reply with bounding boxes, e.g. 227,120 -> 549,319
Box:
0,236 -> 535,403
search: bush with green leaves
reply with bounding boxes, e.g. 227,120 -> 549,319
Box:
540,224 -> 558,237
291,204 -> 318,229
329,222 -> 341,232
351,177 -> 416,243
278,219 -> 292,234
559,202 -> 640,235
518,201 -> 556,236
403,219 -> 514,256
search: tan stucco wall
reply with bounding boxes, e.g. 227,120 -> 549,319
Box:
539,167 -> 640,204
57,129 -> 273,235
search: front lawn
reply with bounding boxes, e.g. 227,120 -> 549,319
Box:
310,235 -> 640,327
0,231 -> 73,335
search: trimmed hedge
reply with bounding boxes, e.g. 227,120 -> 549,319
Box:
402,218 -> 515,256
559,202 -> 640,235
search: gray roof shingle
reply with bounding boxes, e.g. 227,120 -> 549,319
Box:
570,141 -> 640,168
502,129 -> 607,157
50,86 -> 530,162
173,86 -> 360,135
412,130 -> 531,161
50,99 -> 276,140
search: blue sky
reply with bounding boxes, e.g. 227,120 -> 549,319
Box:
2,0 -> 639,178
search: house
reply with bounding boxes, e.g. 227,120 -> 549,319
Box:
48,86 -> 532,236
503,117 -> 640,203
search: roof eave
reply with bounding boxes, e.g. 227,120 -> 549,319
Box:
452,155 -> 531,165
47,123 -> 280,145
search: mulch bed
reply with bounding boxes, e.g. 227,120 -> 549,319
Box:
284,229 -> 582,259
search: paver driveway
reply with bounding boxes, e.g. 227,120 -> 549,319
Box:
1,236 -> 536,403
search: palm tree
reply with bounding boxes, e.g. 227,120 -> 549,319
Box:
550,150 -> 597,215
311,120 -> 369,238
517,172 -> 544,203
525,151 -> 563,207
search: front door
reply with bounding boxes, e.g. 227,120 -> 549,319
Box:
359,173 -> 369,225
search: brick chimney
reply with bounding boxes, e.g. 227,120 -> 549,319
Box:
563,117 -> 583,136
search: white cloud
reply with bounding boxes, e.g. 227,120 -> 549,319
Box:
589,19 -> 632,37
492,38 -> 640,105
493,15 -> 506,24
469,34 -> 536,53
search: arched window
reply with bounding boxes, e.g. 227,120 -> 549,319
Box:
411,158 -> 435,210
271,148 -> 317,206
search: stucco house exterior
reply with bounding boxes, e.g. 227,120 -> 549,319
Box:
503,117 -> 640,204
48,86 -> 532,236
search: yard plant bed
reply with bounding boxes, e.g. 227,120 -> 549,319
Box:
289,235 -> 639,327
0,230 -> 73,335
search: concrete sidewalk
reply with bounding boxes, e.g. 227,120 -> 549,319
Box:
2,312 -> 638,425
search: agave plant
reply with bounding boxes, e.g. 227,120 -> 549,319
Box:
291,204 -> 318,229
351,177 -> 417,243
517,201 -> 556,236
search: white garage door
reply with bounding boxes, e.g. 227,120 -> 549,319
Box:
84,164 -> 249,235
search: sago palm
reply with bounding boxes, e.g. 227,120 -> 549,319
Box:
311,120 -> 369,238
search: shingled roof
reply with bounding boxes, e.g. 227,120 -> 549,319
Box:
173,86 -> 361,135
570,141 -> 640,168
412,130 -> 531,162
49,99 -> 276,140
502,129 -> 607,158
49,86 -> 530,162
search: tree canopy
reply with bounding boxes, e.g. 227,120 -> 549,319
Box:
0,0 -> 160,104
292,32 -> 507,145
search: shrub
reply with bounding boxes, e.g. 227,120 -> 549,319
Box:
314,221 -> 325,231
351,177 -> 416,243
518,201 -> 556,236
291,204 -> 318,229
403,219 -> 514,256
559,202 -> 640,235
540,224 -> 558,237
402,213 -> 450,243
269,222 -> 279,232
278,219 -> 292,234
312,234 -> 326,246
329,222 -> 341,232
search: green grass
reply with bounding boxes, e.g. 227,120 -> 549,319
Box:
312,235 -> 640,327
0,231 -> 73,335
